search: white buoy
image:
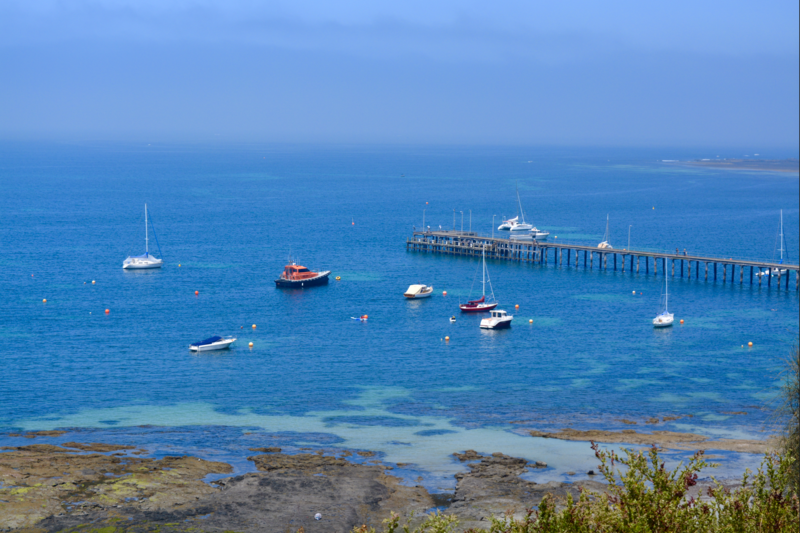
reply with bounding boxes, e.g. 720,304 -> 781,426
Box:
315,513 -> 322,520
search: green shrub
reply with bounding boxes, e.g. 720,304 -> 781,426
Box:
357,444 -> 799,533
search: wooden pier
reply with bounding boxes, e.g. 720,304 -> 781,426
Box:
407,231 -> 800,291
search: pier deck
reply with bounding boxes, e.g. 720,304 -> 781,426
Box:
407,231 -> 799,291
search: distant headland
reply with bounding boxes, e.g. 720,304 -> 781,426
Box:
661,158 -> 799,172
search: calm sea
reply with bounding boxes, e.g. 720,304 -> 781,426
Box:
1,142 -> 798,487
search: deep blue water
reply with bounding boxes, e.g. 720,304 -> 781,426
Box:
0,142 -> 797,485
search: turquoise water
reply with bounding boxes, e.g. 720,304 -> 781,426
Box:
0,143 -> 797,486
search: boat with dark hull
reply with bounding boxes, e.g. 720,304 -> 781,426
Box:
275,263 -> 331,288
459,248 -> 499,312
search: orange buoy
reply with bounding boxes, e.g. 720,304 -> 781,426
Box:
748,341 -> 753,347
42,299 -> 47,303
195,290 -> 199,295
426,202 -> 428,204
515,304 -> 519,309
445,336 -> 450,341
179,264 -> 181,267
92,280 -> 95,284
632,291 -> 636,294
105,309 -> 110,314
529,319 -> 533,323
249,342 -> 254,348
252,324 -> 256,329
443,291 -> 447,296
679,319 -> 684,324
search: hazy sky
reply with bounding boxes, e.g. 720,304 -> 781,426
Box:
1,0 -> 798,146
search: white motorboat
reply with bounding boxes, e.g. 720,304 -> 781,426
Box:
480,309 -> 513,329
653,275 -> 674,328
404,284 -> 434,298
189,336 -> 237,352
757,210 -> 789,277
497,216 -> 518,231
123,204 -> 164,269
530,227 -> 549,240
597,214 -> 613,249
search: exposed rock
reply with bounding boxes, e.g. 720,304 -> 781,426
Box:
21,430 -> 67,438
248,446 -> 282,453
453,449 -> 485,461
0,446 -> 232,530
356,451 -> 376,457
1,444 -> 70,453
61,442 -> 137,452
449,452 -> 606,529
529,428 -> 708,445
527,428 -> 775,453
620,419 -> 637,425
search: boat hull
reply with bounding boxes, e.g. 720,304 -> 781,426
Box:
480,317 -> 512,329
405,290 -> 433,299
190,338 -> 236,351
123,261 -> 163,270
459,302 -> 498,312
275,271 -> 331,288
653,314 -> 674,328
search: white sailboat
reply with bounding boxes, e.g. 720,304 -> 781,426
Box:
598,214 -> 613,249
509,185 -> 533,232
653,274 -> 674,327
757,210 -> 788,277
123,204 -> 163,270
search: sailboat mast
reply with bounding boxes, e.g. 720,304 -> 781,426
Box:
516,184 -> 525,223
145,204 -> 149,254
779,210 -> 784,261
665,271 -> 668,312
482,248 -> 486,296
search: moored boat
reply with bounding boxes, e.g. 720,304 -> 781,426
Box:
190,336 -> 237,352
497,216 -> 518,230
480,309 -> 513,329
459,248 -> 499,312
123,204 -> 163,269
598,214 -> 613,249
530,227 -> 549,240
653,274 -> 674,328
275,263 -> 331,288
404,284 -> 434,298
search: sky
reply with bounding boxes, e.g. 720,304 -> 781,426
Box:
1,0 -> 798,147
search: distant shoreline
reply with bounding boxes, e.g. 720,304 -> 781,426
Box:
662,158 -> 799,173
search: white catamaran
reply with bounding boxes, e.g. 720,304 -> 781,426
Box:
509,185 -> 533,232
123,204 -> 164,270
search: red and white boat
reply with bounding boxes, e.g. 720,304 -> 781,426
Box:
459,248 -> 499,312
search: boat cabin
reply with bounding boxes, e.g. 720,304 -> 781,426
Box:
490,310 -> 507,318
282,264 -> 318,281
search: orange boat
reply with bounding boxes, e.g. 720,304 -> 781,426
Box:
275,263 -> 331,288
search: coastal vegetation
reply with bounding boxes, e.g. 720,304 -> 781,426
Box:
354,444 -> 798,533
778,343 -> 799,491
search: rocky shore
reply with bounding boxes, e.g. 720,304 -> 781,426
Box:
0,428 -> 769,533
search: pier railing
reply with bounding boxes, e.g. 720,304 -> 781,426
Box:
407,230 -> 799,291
